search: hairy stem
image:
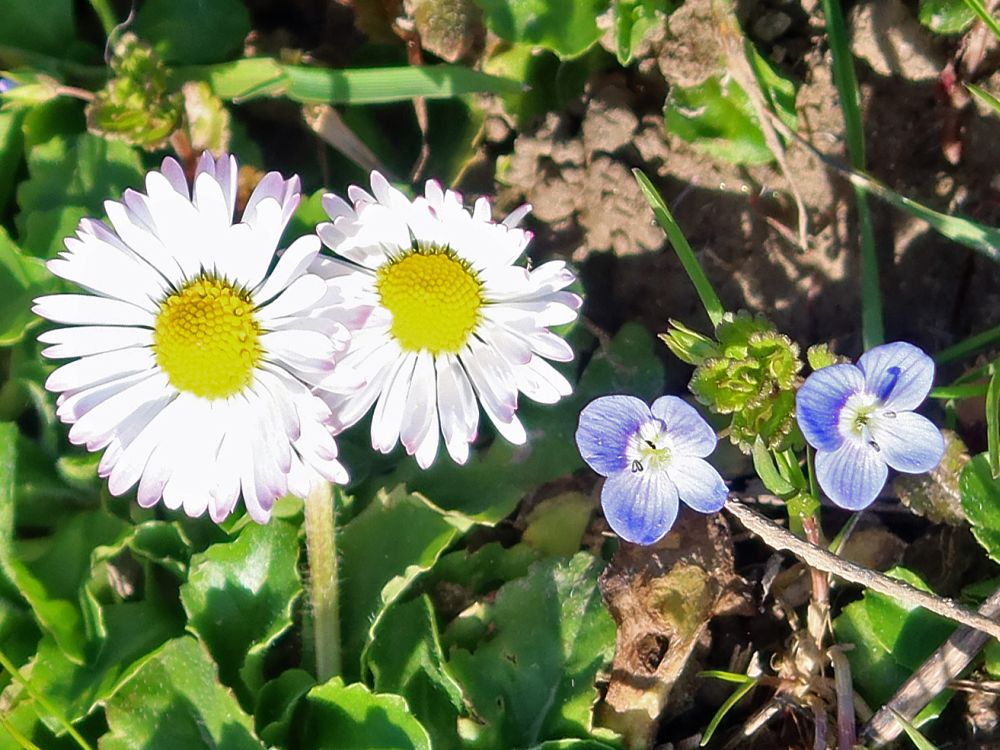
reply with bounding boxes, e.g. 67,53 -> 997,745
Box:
303,481 -> 341,682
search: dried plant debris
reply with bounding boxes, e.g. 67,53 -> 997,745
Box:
597,512 -> 751,748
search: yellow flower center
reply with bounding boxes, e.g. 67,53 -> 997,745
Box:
153,275 -> 261,399
375,247 -> 484,354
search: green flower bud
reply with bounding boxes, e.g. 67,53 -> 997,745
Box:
85,34 -> 183,150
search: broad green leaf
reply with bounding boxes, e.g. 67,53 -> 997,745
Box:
299,677 -> 432,750
181,60 -> 523,104
0,0 -> 74,55
380,323 -> 664,523
16,134 -> 143,257
614,0 -> 677,65
0,229 -> 50,347
448,553 -> 616,748
745,41 -> 798,130
4,589 -> 184,730
474,0 -> 610,58
6,510 -> 130,663
960,453 -> 1000,560
102,636 -> 265,750
665,75 -> 775,165
432,541 -> 539,598
919,0 -> 976,33
833,566 -> 956,706
135,0 -> 250,64
527,742 -> 620,750
368,596 -> 466,750
255,669 -> 316,748
522,492 -> 594,556
340,486 -> 465,680
180,519 -> 302,698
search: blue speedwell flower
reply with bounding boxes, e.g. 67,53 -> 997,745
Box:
575,395 -> 728,545
796,341 -> 945,510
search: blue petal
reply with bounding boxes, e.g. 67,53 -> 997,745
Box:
667,456 -> 728,513
870,411 -> 945,474
857,341 -> 934,411
815,440 -> 888,510
650,396 -> 717,458
576,395 -> 651,476
795,364 -> 865,451
600,468 -> 679,545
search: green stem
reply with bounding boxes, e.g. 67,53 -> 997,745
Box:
87,0 -> 118,38
936,322 -> 1000,364
821,0 -> 884,349
633,169 -> 726,327
0,647 -> 93,750
962,0 -> 1000,42
303,481 -> 341,683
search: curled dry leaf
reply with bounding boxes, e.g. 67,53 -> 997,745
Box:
597,512 -> 751,749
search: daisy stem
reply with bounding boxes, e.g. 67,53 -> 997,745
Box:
303,481 -> 341,683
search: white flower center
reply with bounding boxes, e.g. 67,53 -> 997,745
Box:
838,391 -> 896,452
625,419 -> 672,473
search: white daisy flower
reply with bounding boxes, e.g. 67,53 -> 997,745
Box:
312,172 -> 581,468
33,153 -> 352,523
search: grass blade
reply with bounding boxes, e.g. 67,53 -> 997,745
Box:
181,60 -> 523,104
962,0 -> 1000,41
968,82 -> 1000,118
821,0 -> 883,348
633,169 -> 726,327
889,708 -> 941,750
935,322 -> 1000,364
989,361 -> 1000,477
700,675 -> 757,746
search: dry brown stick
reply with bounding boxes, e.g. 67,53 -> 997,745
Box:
724,501 -> 1000,641
862,586 -> 1000,746
829,646 -> 857,750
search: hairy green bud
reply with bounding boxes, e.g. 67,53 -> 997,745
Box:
85,34 -> 183,150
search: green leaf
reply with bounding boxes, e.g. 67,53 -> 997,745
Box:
474,0 -> 610,58
448,553 -> 616,748
16,134 -> 143,257
751,439 -> 797,497
254,669 -> 316,748
135,0 -> 250,64
0,229 -> 49,347
745,41 -> 797,131
180,519 -> 302,698
890,708 -> 942,750
833,566 -> 956,706
368,596 -> 466,750
613,0 -> 677,65
299,678 -> 432,749
968,83 -> 1000,119
6,510 -> 130,663
522,492 -> 594,557
102,636 -> 265,750
181,60 -> 523,104
665,75 -> 775,165
961,0 -> 1000,41
961,453 -> 1000,560
919,0 -> 976,33
0,0 -> 74,55
340,486 -> 465,680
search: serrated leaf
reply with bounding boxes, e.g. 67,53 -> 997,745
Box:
135,0 -> 251,64
340,486 -> 465,680
448,553 -> 616,748
102,636 -> 265,750
299,678 -> 432,749
960,453 -> 1000,561
474,0 -> 610,59
180,519 -> 302,698
368,596 -> 466,750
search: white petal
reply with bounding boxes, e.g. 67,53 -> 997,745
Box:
257,274 -> 327,322
46,348 -> 157,393
39,326 -> 153,359
33,295 -> 154,327
253,235 -> 321,304
371,352 -> 418,453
